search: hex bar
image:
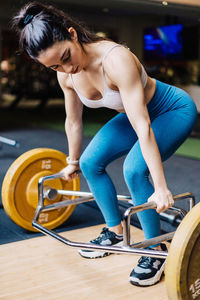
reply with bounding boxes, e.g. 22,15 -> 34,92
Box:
32,219 -> 168,259
32,173 -> 194,260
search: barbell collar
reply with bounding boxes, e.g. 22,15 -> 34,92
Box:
43,186 -> 58,201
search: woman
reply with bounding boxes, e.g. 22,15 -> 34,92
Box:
12,2 -> 197,287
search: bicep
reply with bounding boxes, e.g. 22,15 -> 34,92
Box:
117,66 -> 151,134
120,86 -> 151,134
105,48 -> 150,133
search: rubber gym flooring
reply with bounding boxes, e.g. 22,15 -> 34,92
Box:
0,105 -> 200,245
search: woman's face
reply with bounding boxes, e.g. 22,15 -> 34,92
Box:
37,28 -> 84,74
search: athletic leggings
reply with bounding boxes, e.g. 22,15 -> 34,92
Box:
79,80 -> 197,240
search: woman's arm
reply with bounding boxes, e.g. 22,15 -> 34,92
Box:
57,72 -> 83,179
104,47 -> 174,213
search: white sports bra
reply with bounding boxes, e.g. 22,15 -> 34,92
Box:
70,44 -> 148,110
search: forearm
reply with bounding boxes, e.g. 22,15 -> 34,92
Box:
138,125 -> 167,190
65,119 -> 83,160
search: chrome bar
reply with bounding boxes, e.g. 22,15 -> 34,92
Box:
123,201 -> 156,246
41,196 -> 94,212
32,205 -> 43,223
123,192 -> 194,246
189,195 -> 195,210
44,187 -> 131,201
33,173 -> 194,260
32,220 -> 168,259
130,231 -> 175,249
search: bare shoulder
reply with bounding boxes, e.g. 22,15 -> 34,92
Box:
104,46 -> 141,88
103,45 -> 140,85
105,45 -> 138,70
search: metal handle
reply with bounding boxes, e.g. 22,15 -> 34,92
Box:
123,192 -> 195,246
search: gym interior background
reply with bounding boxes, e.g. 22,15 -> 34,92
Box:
0,0 -> 200,244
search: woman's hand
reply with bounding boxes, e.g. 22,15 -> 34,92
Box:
148,188 -> 174,213
60,164 -> 80,181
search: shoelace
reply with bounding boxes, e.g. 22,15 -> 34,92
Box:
138,256 -> 157,268
91,227 -> 114,244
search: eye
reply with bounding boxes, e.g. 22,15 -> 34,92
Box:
50,65 -> 59,71
63,51 -> 71,63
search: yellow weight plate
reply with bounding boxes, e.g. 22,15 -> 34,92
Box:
166,202 -> 200,300
2,148 -> 80,231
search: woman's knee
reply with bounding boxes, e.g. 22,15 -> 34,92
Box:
123,158 -> 149,186
79,152 -> 104,178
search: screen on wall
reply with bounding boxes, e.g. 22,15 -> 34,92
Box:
143,24 -> 184,61
143,24 -> 199,61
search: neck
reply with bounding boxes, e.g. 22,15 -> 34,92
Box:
82,42 -> 102,71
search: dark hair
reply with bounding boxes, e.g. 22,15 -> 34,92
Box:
11,1 -> 105,59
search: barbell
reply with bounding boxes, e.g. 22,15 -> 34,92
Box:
1,147 -> 200,299
1,148 -> 80,231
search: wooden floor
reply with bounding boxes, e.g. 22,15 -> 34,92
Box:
0,224 -> 169,300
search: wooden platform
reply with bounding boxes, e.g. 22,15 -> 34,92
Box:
0,225 -> 169,300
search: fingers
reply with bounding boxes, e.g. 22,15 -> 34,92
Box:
61,171 -> 79,181
148,192 -> 174,214
156,197 -> 174,213
70,172 -> 79,180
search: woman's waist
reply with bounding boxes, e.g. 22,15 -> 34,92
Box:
146,78 -> 193,115
144,77 -> 157,105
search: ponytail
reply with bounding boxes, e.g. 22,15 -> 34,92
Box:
12,1 -> 105,58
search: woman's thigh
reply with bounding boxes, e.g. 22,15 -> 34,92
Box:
80,113 -> 138,167
151,107 -> 197,161
124,99 -> 197,181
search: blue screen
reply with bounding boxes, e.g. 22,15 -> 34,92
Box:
144,24 -> 183,60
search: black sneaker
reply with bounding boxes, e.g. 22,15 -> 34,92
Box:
129,243 -> 167,287
78,227 -> 123,259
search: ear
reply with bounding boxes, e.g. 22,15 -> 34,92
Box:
68,27 -> 78,41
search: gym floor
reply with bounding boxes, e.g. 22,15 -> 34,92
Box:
0,100 -> 200,245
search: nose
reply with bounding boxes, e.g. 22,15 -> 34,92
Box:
62,64 -> 73,74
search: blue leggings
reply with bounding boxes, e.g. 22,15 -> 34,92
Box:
80,80 -> 197,239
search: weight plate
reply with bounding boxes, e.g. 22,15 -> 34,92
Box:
166,202 -> 200,300
2,148 -> 80,231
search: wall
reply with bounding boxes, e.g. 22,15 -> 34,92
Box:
0,2 -> 200,112
73,10 -> 165,61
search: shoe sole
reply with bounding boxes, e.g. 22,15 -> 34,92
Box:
78,241 -> 123,259
129,261 -> 166,287
78,250 -> 111,259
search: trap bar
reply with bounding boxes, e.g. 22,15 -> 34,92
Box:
32,172 -> 195,259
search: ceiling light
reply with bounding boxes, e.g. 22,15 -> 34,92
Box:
96,32 -> 107,38
162,1 -> 168,5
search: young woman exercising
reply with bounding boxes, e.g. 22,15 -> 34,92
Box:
12,2 -> 197,287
